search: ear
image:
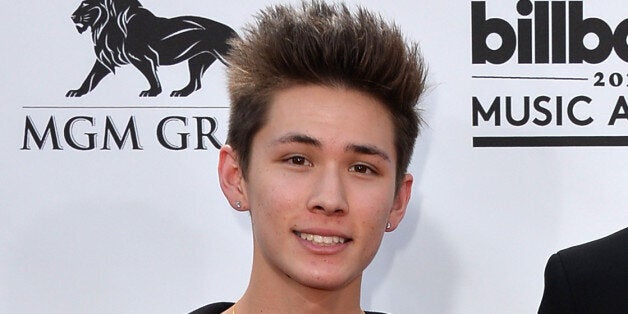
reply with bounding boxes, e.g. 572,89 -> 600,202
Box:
217,145 -> 249,211
386,173 -> 413,232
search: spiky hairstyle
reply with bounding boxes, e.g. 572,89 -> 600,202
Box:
226,1 -> 426,185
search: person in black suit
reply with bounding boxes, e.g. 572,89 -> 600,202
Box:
538,227 -> 628,314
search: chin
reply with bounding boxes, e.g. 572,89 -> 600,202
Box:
292,269 -> 362,291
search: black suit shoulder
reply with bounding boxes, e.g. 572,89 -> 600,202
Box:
559,227 -> 628,263
538,227 -> 628,314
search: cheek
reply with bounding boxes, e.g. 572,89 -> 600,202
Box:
360,209 -> 389,232
246,171 -> 308,224
349,182 -> 396,214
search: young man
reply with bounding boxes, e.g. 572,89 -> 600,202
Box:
192,1 -> 426,313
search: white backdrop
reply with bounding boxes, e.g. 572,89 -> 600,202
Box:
2,1 -> 627,313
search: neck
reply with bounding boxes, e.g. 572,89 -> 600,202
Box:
236,249 -> 364,314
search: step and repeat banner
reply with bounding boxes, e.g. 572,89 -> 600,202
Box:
2,1 -> 627,313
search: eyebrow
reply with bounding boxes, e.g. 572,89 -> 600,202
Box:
274,133 -> 322,147
345,144 -> 391,162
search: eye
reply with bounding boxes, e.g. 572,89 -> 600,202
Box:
349,164 -> 376,174
285,155 -> 313,167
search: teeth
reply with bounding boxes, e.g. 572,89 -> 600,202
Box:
298,232 -> 346,246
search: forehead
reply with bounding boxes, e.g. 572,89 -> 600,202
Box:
256,84 -> 396,155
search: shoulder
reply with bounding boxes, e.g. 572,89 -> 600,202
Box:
553,227 -> 628,280
539,227 -> 628,313
557,227 -> 628,263
188,302 -> 234,314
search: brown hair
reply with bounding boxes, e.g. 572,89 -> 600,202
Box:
226,1 -> 427,186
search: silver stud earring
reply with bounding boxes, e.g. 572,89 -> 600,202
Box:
386,222 -> 392,230
235,201 -> 242,209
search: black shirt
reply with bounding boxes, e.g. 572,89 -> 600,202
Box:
190,302 -> 387,314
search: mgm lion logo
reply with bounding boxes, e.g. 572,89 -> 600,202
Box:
67,0 -> 237,97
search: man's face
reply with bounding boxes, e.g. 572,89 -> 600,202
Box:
223,84 -> 412,291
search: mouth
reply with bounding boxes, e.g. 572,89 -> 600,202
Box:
294,231 -> 350,246
75,21 -> 89,33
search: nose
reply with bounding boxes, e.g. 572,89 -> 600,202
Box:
306,166 -> 349,215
